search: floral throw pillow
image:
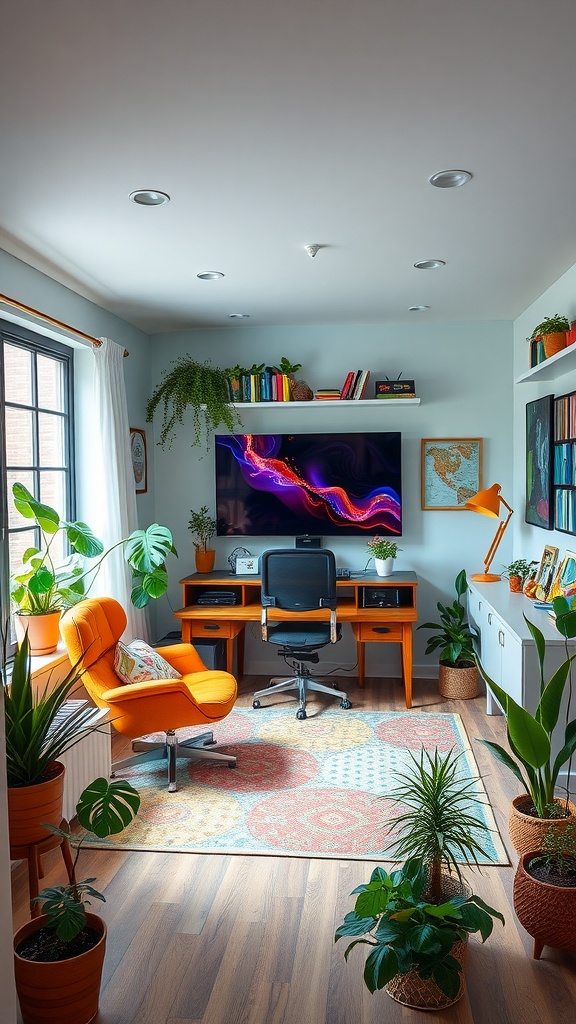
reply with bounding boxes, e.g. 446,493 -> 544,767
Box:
114,639 -> 182,685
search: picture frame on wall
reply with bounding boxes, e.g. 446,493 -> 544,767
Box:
130,427 -> 147,494
421,438 -> 482,510
525,395 -> 554,530
534,544 -> 560,602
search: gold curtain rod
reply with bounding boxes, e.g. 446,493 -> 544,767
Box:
0,294 -> 129,357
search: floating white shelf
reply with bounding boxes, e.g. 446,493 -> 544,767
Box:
232,398 -> 421,408
516,344 -> 576,383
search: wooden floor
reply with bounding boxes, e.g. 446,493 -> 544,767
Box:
11,674 -> 576,1024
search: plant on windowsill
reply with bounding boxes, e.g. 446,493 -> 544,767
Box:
188,505 -> 217,574
418,570 -> 479,699
146,355 -> 241,450
13,777 -> 140,1024
476,594 -> 576,856
335,748 -> 504,1009
9,482 -> 176,655
501,558 -> 538,594
366,537 -> 401,578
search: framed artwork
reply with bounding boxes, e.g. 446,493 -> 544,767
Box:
421,438 -> 482,510
548,550 -> 576,603
525,395 -> 554,529
534,544 -> 560,602
130,427 -> 147,493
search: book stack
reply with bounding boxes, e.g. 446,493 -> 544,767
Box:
374,379 -> 417,399
340,369 -> 371,400
314,388 -> 341,401
234,369 -> 293,402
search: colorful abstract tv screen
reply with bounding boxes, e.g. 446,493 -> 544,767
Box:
215,432 -> 402,537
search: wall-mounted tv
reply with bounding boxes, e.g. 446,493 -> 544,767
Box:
215,432 -> 402,537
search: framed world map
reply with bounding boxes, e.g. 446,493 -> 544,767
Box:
421,438 -> 482,510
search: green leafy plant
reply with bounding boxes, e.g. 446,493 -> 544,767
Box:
2,631 -> 105,787
334,856 -> 503,1000
387,748 -> 493,903
530,314 -> 570,340
146,356 -> 241,450
10,482 -> 176,613
530,823 -> 576,882
418,570 -> 475,668
33,778 -> 140,949
188,505 -> 217,553
273,356 -> 302,374
476,595 -> 576,819
367,537 -> 401,561
501,559 -> 537,584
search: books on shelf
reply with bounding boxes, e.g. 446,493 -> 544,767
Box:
339,369 -> 371,399
314,389 -> 342,400
234,370 -> 294,402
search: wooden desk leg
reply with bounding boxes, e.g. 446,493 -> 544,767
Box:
181,621 -> 192,643
357,637 -> 365,688
402,623 -> 413,708
226,638 -> 235,675
237,626 -> 245,679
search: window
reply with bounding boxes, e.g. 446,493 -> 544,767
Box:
0,321 -> 75,652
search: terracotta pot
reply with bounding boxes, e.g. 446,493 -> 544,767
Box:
508,794 -> 576,857
543,331 -> 567,358
508,575 -> 523,593
8,761 -> 65,847
385,939 -> 467,1008
14,913 -> 106,1024
195,548 -> 215,573
513,852 -> 576,959
15,611 -> 61,656
438,662 -> 479,699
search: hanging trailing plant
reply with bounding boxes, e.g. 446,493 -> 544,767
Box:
146,356 -> 241,450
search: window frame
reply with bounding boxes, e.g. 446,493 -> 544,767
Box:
0,320 -> 75,655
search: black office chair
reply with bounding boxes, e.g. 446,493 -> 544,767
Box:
252,549 -> 351,720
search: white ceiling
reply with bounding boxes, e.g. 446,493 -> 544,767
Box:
2,0 -> 576,335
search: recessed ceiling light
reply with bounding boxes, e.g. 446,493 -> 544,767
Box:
197,271 -> 225,280
409,305 -> 430,312
229,313 -> 250,319
429,169 -> 472,188
414,259 -> 446,270
129,189 -> 171,206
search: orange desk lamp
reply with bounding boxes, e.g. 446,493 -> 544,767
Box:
465,483 -> 514,583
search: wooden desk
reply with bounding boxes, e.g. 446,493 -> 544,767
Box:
175,570 -> 418,707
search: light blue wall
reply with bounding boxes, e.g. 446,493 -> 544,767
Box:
513,264 -> 576,565
149,321 -> 513,676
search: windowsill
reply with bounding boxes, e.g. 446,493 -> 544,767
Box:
30,642 -> 70,679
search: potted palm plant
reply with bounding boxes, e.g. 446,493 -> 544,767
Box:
13,776 -> 140,1024
10,482 -> 175,654
335,747 -> 504,1009
418,570 -> 479,698
513,823 -> 576,960
476,594 -> 576,855
188,505 -> 217,573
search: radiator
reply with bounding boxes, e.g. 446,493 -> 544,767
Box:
59,710 -> 112,821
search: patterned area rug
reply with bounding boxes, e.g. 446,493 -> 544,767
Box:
80,708 -> 508,863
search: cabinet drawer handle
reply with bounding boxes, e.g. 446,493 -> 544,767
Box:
204,624 -> 220,631
372,626 -> 391,634
498,630 -> 504,647
488,612 -> 492,624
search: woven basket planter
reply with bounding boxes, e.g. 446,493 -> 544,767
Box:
508,795 -> 576,857
385,939 -> 467,1009
513,852 -> 576,959
438,662 -> 479,700
542,331 -> 567,358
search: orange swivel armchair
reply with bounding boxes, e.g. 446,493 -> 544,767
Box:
60,597 -> 238,792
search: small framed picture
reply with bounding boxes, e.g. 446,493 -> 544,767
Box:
130,428 -> 147,493
421,438 -> 482,510
525,395 -> 554,530
548,550 -> 576,603
534,544 -> 560,601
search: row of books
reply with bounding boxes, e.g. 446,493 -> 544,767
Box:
554,442 -> 576,486
555,487 -> 576,533
554,393 -> 576,442
340,369 -> 371,400
228,371 -> 294,403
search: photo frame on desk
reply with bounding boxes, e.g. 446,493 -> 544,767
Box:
534,544 -> 559,601
130,427 -> 147,493
525,395 -> 553,529
421,438 -> 482,510
548,550 -> 576,602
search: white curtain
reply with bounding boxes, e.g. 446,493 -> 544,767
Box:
89,338 -> 150,641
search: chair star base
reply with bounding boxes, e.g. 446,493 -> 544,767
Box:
253,662 -> 351,720
111,728 -> 237,793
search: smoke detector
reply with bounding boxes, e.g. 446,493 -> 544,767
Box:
305,244 -> 325,258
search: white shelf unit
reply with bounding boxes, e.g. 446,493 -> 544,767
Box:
516,343 -> 576,383
232,398 -> 421,409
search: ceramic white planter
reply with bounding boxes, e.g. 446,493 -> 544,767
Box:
374,557 -> 394,577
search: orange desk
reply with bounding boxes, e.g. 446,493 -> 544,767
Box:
175,570 -> 418,707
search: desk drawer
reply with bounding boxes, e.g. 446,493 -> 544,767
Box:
356,623 -> 403,642
188,620 -> 238,638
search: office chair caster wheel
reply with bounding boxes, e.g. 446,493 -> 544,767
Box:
340,699 -> 352,710
252,699 -> 261,709
296,708 -> 307,720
